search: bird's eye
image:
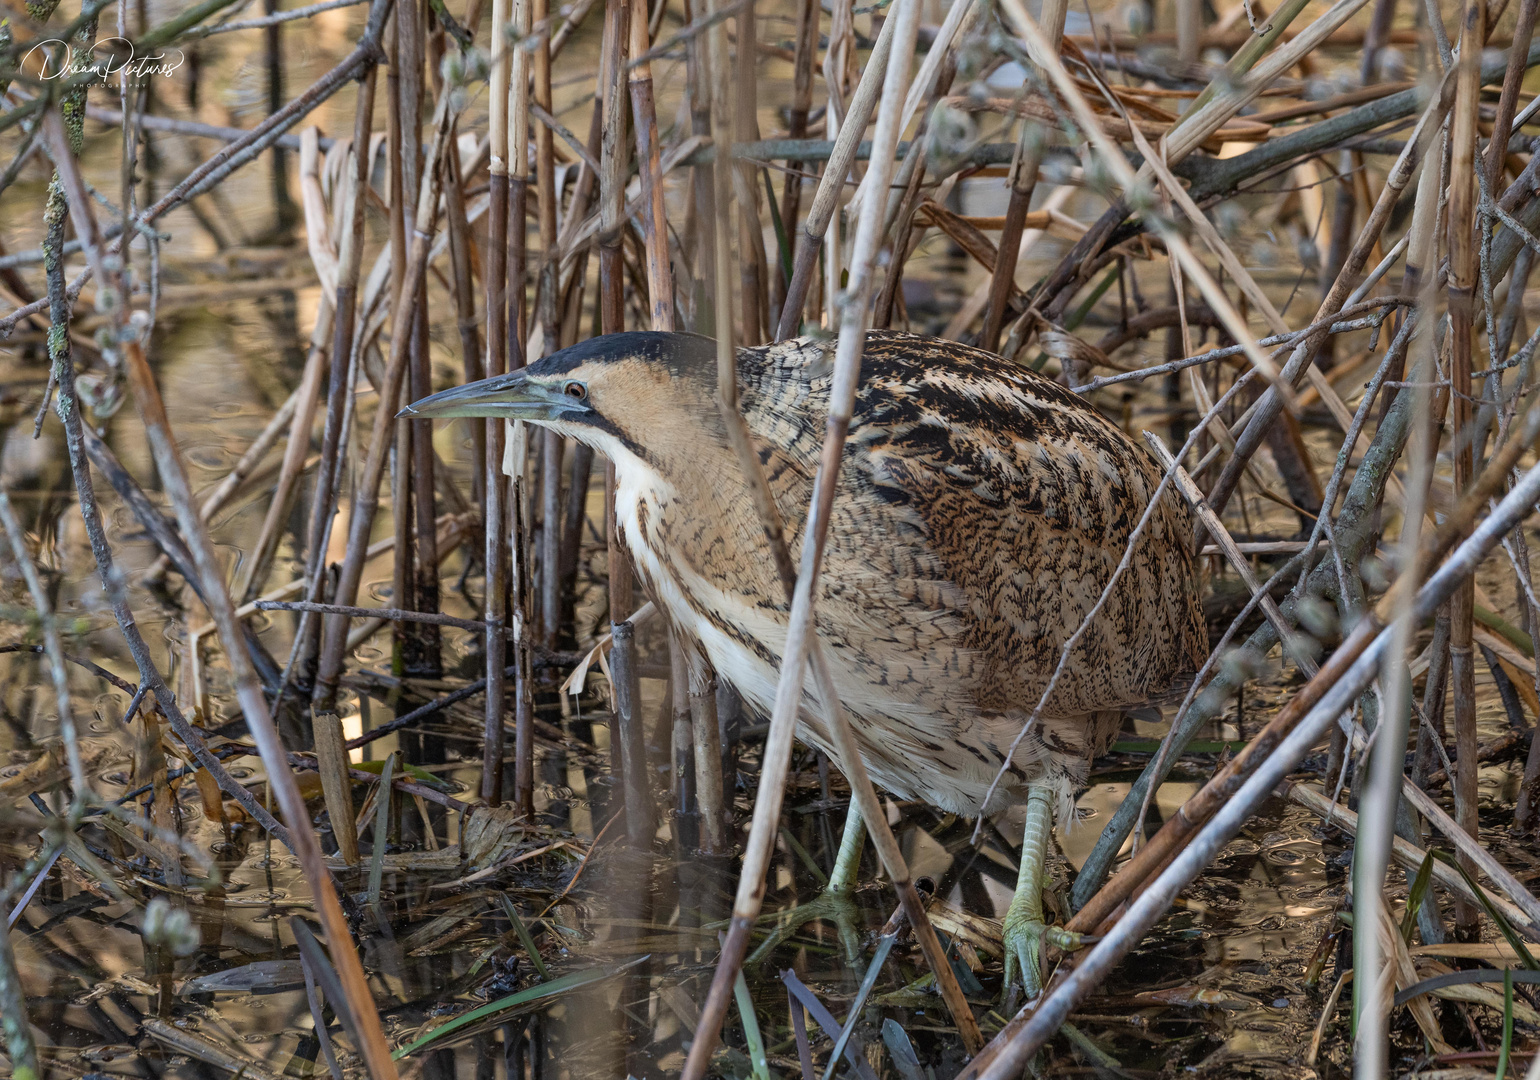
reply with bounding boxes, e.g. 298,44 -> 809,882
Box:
562,381 -> 587,400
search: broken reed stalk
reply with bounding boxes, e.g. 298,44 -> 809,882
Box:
979,120 -> 1042,354
669,635 -> 699,847
732,2 -> 767,344
1446,0 -> 1485,942
41,108 -> 401,1080
482,0 -> 514,806
773,0 -> 819,319
621,0 -> 688,841
517,0 -> 556,822
383,4 -> 411,677
406,0 -> 444,681
609,621 -> 655,845
598,0 -> 634,634
1485,0 -> 1540,187
314,709 -> 360,865
680,2 -> 994,1073
696,0 -> 748,854
966,460 -> 1540,1080
1354,198 -> 1437,1069
443,125 -> 484,506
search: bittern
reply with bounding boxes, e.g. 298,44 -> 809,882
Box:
402,329 -> 1207,994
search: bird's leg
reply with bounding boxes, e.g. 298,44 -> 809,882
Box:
749,806 -> 866,965
825,802 -> 866,894
1003,781 -> 1056,997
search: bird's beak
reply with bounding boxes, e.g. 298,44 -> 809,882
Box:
398,371 -> 591,421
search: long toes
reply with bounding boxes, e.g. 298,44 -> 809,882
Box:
748,892 -> 862,965
1002,921 -> 1045,999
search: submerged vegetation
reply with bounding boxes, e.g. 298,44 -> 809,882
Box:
2,0 -> 1540,1074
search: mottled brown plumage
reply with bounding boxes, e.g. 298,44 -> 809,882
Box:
405,329 -> 1207,818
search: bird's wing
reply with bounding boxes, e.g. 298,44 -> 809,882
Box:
827,333 -> 1208,721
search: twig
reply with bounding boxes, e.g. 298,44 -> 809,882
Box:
258,600 -> 491,633
182,0 -> 368,38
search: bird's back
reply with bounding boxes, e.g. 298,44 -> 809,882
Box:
725,332 -> 1207,810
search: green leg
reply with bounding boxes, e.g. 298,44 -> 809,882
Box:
750,806 -> 866,964
826,804 -> 865,895
1003,782 -> 1054,997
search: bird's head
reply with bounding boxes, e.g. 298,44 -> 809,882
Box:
398,331 -> 725,468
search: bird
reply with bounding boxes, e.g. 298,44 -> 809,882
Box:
401,328 -> 1208,992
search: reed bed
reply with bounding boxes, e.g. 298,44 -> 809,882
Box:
3,0 -> 1540,1075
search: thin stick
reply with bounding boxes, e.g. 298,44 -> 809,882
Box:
522,0 -> 557,817
609,621 -> 656,844
258,600 -> 491,631
773,0 -> 818,318
1446,0 -> 1485,941
1486,0 -> 1540,187
629,0 -> 676,333
681,2 -> 944,1073
407,0 -> 442,680
599,0 -> 633,629
980,121 -> 1042,354
483,0 -> 514,806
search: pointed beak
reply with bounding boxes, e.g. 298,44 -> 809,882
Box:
398,371 -> 591,422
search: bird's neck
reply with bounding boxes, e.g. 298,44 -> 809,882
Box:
607,442 -> 801,627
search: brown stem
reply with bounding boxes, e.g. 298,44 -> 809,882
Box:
981,126 -> 1043,352
1446,0 -> 1485,939
610,621 -> 657,845
599,0 -> 634,623
1485,0 -> 1540,187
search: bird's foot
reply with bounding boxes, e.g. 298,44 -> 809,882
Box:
749,887 -> 864,966
1002,912 -> 1085,999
